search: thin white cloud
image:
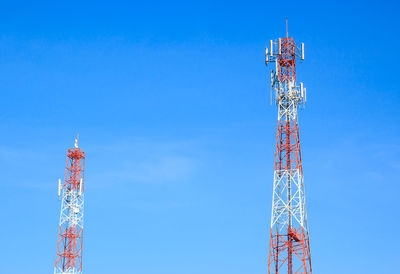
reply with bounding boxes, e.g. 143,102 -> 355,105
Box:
91,155 -> 196,185
88,139 -> 201,187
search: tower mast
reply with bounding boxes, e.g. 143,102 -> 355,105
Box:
54,136 -> 85,274
265,24 -> 312,273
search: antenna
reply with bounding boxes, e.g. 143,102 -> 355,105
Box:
75,132 -> 79,148
300,82 -> 304,98
58,178 -> 62,198
278,38 -> 282,55
270,40 -> 273,57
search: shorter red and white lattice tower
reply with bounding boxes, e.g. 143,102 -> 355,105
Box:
265,22 -> 312,274
54,135 -> 85,274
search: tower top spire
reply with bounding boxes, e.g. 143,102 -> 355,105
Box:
74,132 -> 79,148
286,18 -> 288,38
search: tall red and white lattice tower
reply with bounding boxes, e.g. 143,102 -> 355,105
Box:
265,24 -> 312,274
54,135 -> 85,274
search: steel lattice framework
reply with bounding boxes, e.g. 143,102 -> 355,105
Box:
55,137 -> 85,274
265,31 -> 312,274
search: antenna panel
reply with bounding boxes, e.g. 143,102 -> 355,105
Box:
270,40 -> 273,57
58,178 -> 62,197
278,38 -> 281,55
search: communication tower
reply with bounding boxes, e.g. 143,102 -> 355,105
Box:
265,22 -> 312,274
54,135 -> 85,274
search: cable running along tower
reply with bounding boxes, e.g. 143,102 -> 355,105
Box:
265,23 -> 312,274
54,135 -> 85,274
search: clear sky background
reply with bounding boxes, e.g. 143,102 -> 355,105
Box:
0,0 -> 399,273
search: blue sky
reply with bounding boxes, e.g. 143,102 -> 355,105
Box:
0,0 -> 399,273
